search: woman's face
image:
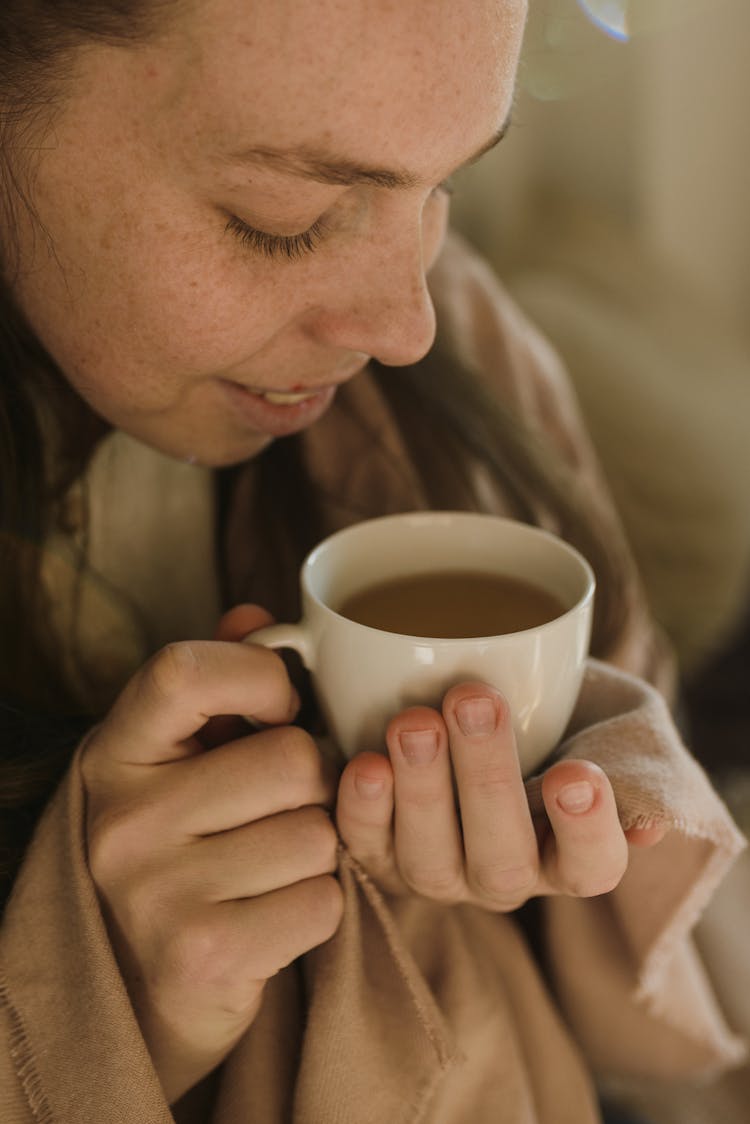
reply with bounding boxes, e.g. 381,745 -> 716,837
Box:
11,0 -> 525,465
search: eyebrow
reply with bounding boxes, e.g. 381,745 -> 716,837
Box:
228,113 -> 513,190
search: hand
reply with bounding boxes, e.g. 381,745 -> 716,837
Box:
336,681 -> 665,909
81,605 -> 343,1105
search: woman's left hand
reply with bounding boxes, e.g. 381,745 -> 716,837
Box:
336,681 -> 666,909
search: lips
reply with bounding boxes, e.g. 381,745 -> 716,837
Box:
232,355 -> 370,402
217,358 -> 369,436
255,388 -> 323,405
217,377 -> 339,437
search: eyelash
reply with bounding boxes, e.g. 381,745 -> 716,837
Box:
224,179 -> 455,262
224,213 -> 328,261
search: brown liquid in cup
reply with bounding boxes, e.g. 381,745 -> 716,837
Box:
336,570 -> 566,638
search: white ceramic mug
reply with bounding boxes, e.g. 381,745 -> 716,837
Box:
245,511 -> 595,776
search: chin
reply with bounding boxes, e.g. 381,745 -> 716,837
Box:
180,434 -> 275,468
197,435 -> 275,468
120,419 -> 274,469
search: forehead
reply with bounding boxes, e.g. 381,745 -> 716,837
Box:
160,0 -> 526,175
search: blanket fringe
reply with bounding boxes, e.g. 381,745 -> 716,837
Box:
0,966 -> 55,1124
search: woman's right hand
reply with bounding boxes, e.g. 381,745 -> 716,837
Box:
80,608 -> 342,1106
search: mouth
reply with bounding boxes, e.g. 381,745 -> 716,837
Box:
217,358 -> 370,437
247,386 -> 332,406
241,355 -> 369,403
217,377 -> 341,439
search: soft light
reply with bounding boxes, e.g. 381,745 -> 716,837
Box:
576,0 -> 630,41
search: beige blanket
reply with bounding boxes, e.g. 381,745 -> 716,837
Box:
1,661 -> 744,1123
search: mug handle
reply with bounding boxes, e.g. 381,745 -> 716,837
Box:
242,623 -> 315,671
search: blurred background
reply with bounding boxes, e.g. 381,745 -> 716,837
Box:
449,8 -> 750,1118
450,0 -> 750,733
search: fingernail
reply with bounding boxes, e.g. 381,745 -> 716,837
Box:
399,729 -> 439,765
557,781 -> 595,815
456,697 -> 497,737
354,774 -> 385,800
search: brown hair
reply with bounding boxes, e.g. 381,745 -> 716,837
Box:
0,0 -> 186,904
0,0 -> 632,906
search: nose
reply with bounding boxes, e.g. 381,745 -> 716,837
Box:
306,222 -> 438,368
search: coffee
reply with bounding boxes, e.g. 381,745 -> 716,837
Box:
336,570 -> 565,638
248,511 -> 594,769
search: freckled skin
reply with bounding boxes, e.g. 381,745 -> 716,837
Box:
10,0 -> 526,466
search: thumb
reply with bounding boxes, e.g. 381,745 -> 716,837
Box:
213,603 -> 276,642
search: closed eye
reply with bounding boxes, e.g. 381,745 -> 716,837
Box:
224,214 -> 327,261
224,179 -> 454,262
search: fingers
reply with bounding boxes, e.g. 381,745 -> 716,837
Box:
341,679 -> 638,910
348,683 -> 541,909
385,708 -> 466,900
99,639 -> 299,766
213,603 -> 275,643
540,760 -> 629,897
137,873 -> 343,1104
163,876 -> 343,1023
221,875 -> 344,983
91,798 -> 340,925
443,684 -> 538,905
163,806 -> 339,903
169,726 -> 337,836
336,752 -> 396,884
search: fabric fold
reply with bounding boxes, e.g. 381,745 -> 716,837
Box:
296,852 -> 459,1123
219,850 -> 458,1124
227,848 -> 601,1124
0,749 -> 173,1124
525,660 -> 747,1080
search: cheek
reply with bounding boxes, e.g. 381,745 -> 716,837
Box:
76,218 -> 287,375
17,188 -> 292,396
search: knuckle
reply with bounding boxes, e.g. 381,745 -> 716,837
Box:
88,817 -> 173,930
401,784 -> 447,810
470,862 -> 537,903
306,874 -> 344,938
275,727 -> 323,792
298,806 -> 339,870
262,646 -> 291,682
169,916 -> 231,990
561,861 -> 627,899
78,727 -> 106,790
401,863 -> 465,902
607,852 -> 629,891
591,874 -> 623,897
146,642 -> 202,703
161,913 -> 264,1021
251,646 -> 295,701
462,763 -> 518,800
562,839 -> 629,898
216,985 -> 264,1025
119,869 -> 172,936
87,803 -> 148,885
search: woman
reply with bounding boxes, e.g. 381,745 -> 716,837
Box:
0,2 -> 744,1122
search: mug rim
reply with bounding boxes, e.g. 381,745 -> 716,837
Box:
300,511 -> 596,645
